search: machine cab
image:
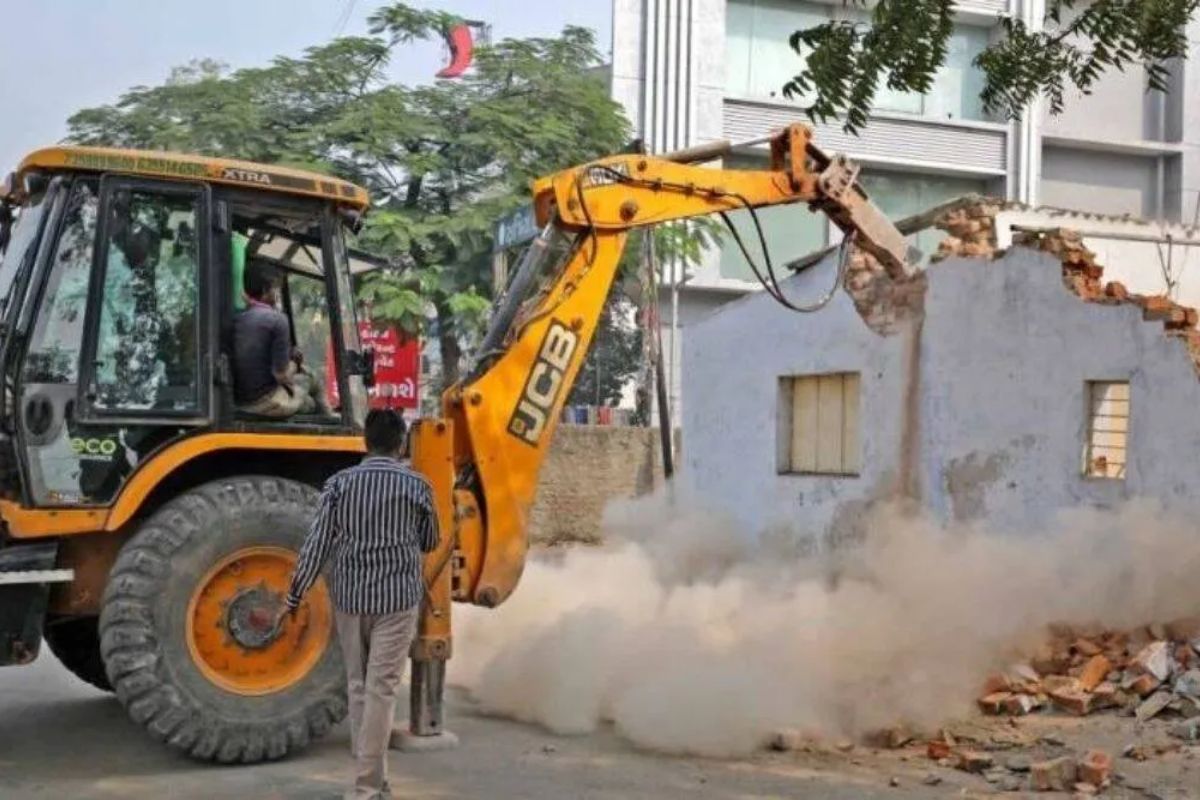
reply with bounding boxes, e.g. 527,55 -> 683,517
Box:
0,148 -> 376,510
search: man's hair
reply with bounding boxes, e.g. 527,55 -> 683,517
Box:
364,409 -> 407,455
244,261 -> 280,300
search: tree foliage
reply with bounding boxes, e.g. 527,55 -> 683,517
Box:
567,296 -> 642,408
784,0 -> 1199,134
66,4 -> 630,389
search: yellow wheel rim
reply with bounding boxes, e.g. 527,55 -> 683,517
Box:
185,546 -> 332,696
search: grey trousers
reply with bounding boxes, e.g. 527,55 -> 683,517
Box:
335,608 -> 419,800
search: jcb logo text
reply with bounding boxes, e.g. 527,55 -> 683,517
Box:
507,321 -> 579,446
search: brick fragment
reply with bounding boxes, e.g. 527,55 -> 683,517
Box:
1031,756 -> 1078,791
1078,750 -> 1112,788
1142,296 -> 1176,321
955,750 -> 993,774
982,674 -> 1013,695
1125,673 -> 1162,698
1032,645 -> 1070,676
1004,694 -> 1040,716
1079,655 -> 1111,692
1104,281 -> 1129,300
1043,675 -> 1082,694
1137,690 -> 1174,722
978,692 -> 1012,715
1130,641 -> 1173,682
1049,686 -> 1095,716
926,740 -> 952,760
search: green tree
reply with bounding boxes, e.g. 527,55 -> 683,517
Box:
567,295 -> 642,408
67,4 -> 629,390
785,0 -> 1198,134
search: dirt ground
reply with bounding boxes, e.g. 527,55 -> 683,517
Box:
0,651 -> 1196,799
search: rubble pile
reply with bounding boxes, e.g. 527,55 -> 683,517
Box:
977,620 -> 1200,740
842,248 -> 927,335
918,724 -> 1120,794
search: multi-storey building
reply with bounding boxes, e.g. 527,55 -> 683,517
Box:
610,0 -> 1200,421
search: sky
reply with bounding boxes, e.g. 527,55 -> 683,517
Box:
0,0 -> 613,169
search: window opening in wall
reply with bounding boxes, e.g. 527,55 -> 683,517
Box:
778,372 -> 860,475
1084,380 -> 1129,479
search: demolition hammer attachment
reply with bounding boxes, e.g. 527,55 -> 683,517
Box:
658,125 -> 916,280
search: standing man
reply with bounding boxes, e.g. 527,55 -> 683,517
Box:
283,409 -> 439,800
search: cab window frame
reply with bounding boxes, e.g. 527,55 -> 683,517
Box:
216,189 -> 359,429
76,175 -> 213,426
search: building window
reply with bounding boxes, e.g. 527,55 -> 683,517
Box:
1084,381 -> 1129,479
778,372 -> 861,475
719,154 -> 828,281
860,169 -> 992,262
725,0 -> 989,122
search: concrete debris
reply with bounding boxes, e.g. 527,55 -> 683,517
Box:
1004,693 -> 1041,716
1136,692 -> 1174,723
978,625 -> 1200,727
1031,756 -> 1078,791
1005,755 -> 1032,773
1173,668 -> 1200,699
1169,719 -> 1200,742
1125,673 -> 1162,698
1122,743 -> 1150,761
1130,642 -> 1173,683
767,729 -> 806,752
955,749 -> 994,774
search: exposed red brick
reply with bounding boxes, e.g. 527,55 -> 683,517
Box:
1125,673 -> 1162,698
926,740 -> 952,760
1031,757 -> 1078,791
1104,281 -> 1129,300
977,692 -> 1012,715
1049,686 -> 1095,716
1079,655 -> 1112,692
1078,750 -> 1113,788
1142,295 -> 1175,321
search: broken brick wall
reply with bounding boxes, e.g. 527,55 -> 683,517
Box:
682,222 -> 1200,542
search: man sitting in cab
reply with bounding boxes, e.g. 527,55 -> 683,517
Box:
233,262 -> 324,418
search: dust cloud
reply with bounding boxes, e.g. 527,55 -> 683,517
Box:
449,492 -> 1200,757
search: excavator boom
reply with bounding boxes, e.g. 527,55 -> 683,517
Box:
404,123 -> 913,739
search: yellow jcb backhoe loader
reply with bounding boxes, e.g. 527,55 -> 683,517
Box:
0,124 -> 911,761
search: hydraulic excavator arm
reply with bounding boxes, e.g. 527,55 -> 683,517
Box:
402,123 -> 913,739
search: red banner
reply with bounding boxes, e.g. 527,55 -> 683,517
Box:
326,323 -> 420,410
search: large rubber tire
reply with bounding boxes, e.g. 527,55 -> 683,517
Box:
98,476 -> 347,763
44,616 -> 113,692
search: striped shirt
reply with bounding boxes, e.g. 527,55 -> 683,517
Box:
286,456 -> 439,615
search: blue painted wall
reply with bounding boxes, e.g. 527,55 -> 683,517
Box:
681,247 -> 1200,541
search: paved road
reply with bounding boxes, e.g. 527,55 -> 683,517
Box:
0,651 -> 1018,799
